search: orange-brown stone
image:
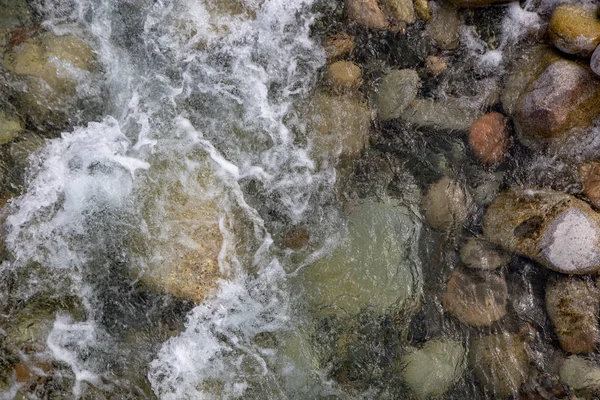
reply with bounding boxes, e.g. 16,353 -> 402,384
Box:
468,112 -> 510,164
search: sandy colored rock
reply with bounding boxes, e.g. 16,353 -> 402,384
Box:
469,334 -> 530,398
426,2 -> 461,50
425,55 -> 447,75
414,0 -> 431,21
306,91 -> 371,163
377,69 -> 420,121
401,338 -> 467,398
483,188 -> 600,274
0,110 -> 22,145
546,277 -> 600,354
382,0 -> 415,24
514,60 -> 600,143
326,61 -> 362,92
325,33 -> 355,61
560,355 -> 600,391
421,177 -> 471,231
579,162 -> 600,208
442,268 -> 508,326
549,4 -> 600,57
345,0 -> 389,30
460,237 -> 511,271
468,112 -> 510,164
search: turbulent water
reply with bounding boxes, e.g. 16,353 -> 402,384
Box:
0,0 -> 354,398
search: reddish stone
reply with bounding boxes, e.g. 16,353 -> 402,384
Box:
14,363 -> 32,382
468,112 -> 510,164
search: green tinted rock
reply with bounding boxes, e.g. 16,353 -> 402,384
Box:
377,69 -> 419,121
0,110 -> 22,145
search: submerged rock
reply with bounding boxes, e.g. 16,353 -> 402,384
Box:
401,338 -> 467,398
559,355 -> 600,392
381,0 -> 415,24
468,112 -> 510,165
469,334 -> 530,398
298,198 -> 422,318
421,177 -> 471,231
514,60 -> 600,144
0,110 -> 23,145
425,2 -> 461,50
4,31 -> 99,130
579,161 -> 600,209
546,277 -> 600,354
414,0 -> 431,21
483,188 -> 600,274
451,0 -> 512,6
425,55 -> 447,75
460,237 -> 511,271
325,33 -> 355,61
345,0 -> 389,30
591,44 -> 600,76
549,4 -> 600,57
442,268 -> 508,326
400,98 -> 481,131
377,69 -> 420,121
326,61 -> 362,93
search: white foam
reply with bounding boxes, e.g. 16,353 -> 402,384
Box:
541,208 -> 600,272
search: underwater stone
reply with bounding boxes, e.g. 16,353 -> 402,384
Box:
298,198 -> 422,318
546,277 -> 600,354
377,69 -> 419,121
4,31 -> 98,130
468,112 -> 510,165
421,177 -> 471,231
325,33 -> 355,61
425,55 -> 447,75
414,0 -> 431,21
559,355 -> 600,392
591,44 -> 600,76
325,61 -> 362,93
400,98 -> 481,131
381,0 -> 415,24
469,334 -> 530,398
0,110 -> 23,145
514,60 -> 600,143
451,0 -> 512,6
579,161 -> 600,209
344,0 -> 389,30
460,237 -> 511,271
401,338 -> 467,398
484,188 -> 600,274
442,268 -> 508,326
549,4 -> 600,57
425,2 -> 461,50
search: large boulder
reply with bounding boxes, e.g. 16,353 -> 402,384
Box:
549,4 -> 600,57
483,188 -> 600,274
469,334 -> 531,398
401,338 -> 467,398
297,198 -> 422,318
546,277 -> 600,354
513,60 -> 600,145
4,31 -> 100,130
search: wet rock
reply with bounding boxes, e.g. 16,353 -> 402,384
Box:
579,162 -> 600,208
442,268 -> 508,326
483,188 -> 600,274
425,55 -> 447,75
4,31 -> 99,130
469,334 -> 530,398
514,60 -> 600,144
421,177 -> 471,231
468,112 -> 510,164
345,0 -> 389,30
377,69 -> 420,121
282,225 -> 310,250
298,198 -> 422,318
400,98 -> 481,131
326,61 -> 362,93
559,355 -> 600,392
306,91 -> 371,162
591,44 -> 600,76
414,0 -> 431,21
401,338 -> 467,398
325,33 -> 355,61
0,110 -> 23,145
549,4 -> 600,57
0,0 -> 34,54
460,237 -> 511,271
451,0 -> 512,6
546,277 -> 600,354
381,0 -> 415,24
425,2 -> 461,50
